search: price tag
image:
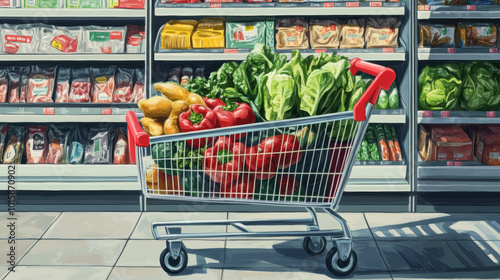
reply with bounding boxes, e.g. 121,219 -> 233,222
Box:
454,162 -> 463,167
101,108 -> 112,115
486,111 -> 496,118
424,5 -> 430,11
369,2 -> 382,7
447,161 -> 454,166
383,48 -> 395,53
315,49 -> 327,53
224,49 -> 238,54
440,111 -> 450,117
323,2 -> 334,7
447,48 -> 456,54
209,3 -> 221,8
346,2 -> 359,7
422,111 -> 433,117
489,48 -> 499,53
466,5 -> 476,11
43,108 -> 55,115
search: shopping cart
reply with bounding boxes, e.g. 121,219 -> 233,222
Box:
126,58 -> 395,277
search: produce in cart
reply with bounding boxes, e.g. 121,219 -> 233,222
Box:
179,105 -> 217,148
203,136 -> 246,184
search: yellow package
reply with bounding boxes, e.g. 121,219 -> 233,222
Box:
192,18 -> 225,49
161,20 -> 198,49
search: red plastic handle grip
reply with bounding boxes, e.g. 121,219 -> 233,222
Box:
126,111 -> 150,164
349,58 -> 396,121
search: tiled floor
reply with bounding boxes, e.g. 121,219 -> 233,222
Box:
2,211 -> 500,280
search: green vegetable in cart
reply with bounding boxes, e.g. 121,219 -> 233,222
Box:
277,175 -> 305,202
418,63 -> 462,110
254,176 -> 278,201
152,142 -> 178,176
181,170 -> 211,198
262,69 -> 297,121
375,88 -> 389,109
348,75 -> 372,110
461,61 -> 500,111
173,141 -> 207,170
388,85 -> 399,109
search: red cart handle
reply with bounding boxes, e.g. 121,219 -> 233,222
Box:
350,58 -> 396,121
126,111 -> 150,164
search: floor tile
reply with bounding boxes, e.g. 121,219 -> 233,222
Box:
116,240 -> 225,269
4,266 -> 111,280
392,270 -> 500,280
224,239 -> 387,273
109,267 -> 222,280
227,212 -> 372,240
18,239 -> 126,266
366,213 -> 500,241
378,240 -> 500,273
222,268 -> 392,280
1,239 -> 38,265
42,212 -> 141,239
130,212 -> 227,239
0,212 -> 60,239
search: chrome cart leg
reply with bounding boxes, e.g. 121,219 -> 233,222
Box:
303,208 -> 327,255
160,227 -> 188,275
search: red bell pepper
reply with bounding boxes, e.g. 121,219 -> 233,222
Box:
203,136 -> 246,184
244,145 -> 277,180
220,174 -> 256,199
277,175 -> 300,196
259,135 -> 303,169
213,102 -> 255,140
203,97 -> 226,110
179,105 -> 217,148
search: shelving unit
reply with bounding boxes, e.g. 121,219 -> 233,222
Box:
0,54 -> 146,61
0,8 -> 146,18
417,4 -> 500,19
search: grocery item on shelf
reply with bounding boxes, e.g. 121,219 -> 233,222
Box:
0,124 -> 8,164
84,126 -> 114,164
69,125 -> 86,164
46,125 -> 71,164
418,63 -> 461,111
108,0 -> 144,8
461,61 -> 500,111
0,24 -> 40,54
133,68 -> 145,103
113,127 -> 130,164
167,66 -> 182,83
69,68 -> 91,102
0,0 -> 18,7
27,65 -> 56,103
40,25 -> 84,53
419,125 -> 473,161
54,67 -> 71,103
418,0 -> 498,4
7,68 -> 20,103
160,0 -> 200,3
26,125 -> 48,164
275,17 -> 309,49
467,125 -> 500,166
20,70 -> 28,103
278,0 -> 307,2
91,66 -> 116,103
113,67 -> 134,103
226,20 -> 266,49
194,66 -> 205,78
84,26 -> 126,54
23,0 -> 63,7
340,19 -> 365,49
180,67 -> 193,86
419,24 -> 456,48
3,125 -> 26,164
365,17 -> 400,49
376,124 -> 390,161
126,25 -> 145,54
65,0 -> 106,8
458,23 -> 497,48
0,68 -> 7,103
309,19 -> 341,49
192,18 -> 225,49
161,20 -> 198,49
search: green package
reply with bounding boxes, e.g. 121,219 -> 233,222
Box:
265,18 -> 275,50
226,21 -> 266,49
66,0 -> 105,8
24,0 -> 60,8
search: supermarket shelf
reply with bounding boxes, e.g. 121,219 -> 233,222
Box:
418,181 -> 500,192
350,165 -> 406,180
0,54 -> 145,61
0,114 -> 128,123
370,109 -> 406,124
7,182 -> 139,191
418,48 -> 500,61
418,163 -> 500,181
0,8 -> 146,19
417,5 -> 500,19
418,111 -> 500,124
0,164 -> 137,177
345,179 -> 410,192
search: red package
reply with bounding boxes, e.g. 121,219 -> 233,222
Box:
26,126 -> 48,164
28,66 -> 56,103
20,73 -> 28,103
54,67 -> 71,103
133,68 -> 145,103
431,125 -> 473,161
51,35 -> 79,53
91,66 -> 116,103
110,0 -> 144,8
113,68 -> 134,103
0,68 -> 7,103
114,128 -> 131,164
69,68 -> 91,103
126,25 -> 145,53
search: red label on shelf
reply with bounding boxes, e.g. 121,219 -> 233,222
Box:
422,111 -> 433,117
315,49 -> 327,53
441,111 -> 450,117
101,108 -> 112,115
424,5 -> 430,10
447,48 -> 456,54
43,108 -> 55,115
454,162 -> 463,166
369,2 -> 383,7
487,111 -> 496,118
210,3 -> 221,8
447,161 -> 454,166
346,2 -> 359,7
489,48 -> 499,53
383,48 -> 395,53
323,2 -> 334,7
466,5 -> 476,11
224,49 -> 238,54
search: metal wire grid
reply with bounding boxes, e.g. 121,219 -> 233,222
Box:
136,113 -> 361,207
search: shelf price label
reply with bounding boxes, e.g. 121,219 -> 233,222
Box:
209,3 -> 221,8
466,5 -> 476,11
446,48 -> 456,54
424,5 -> 430,11
454,162 -> 462,166
440,111 -> 450,117
489,48 -> 499,53
446,161 -> 463,166
346,2 -> 359,7
369,2 -> 383,7
422,111 -> 433,117
383,48 -> 395,53
224,49 -> 238,54
101,108 -> 112,115
43,108 -> 55,115
323,2 -> 334,7
315,49 -> 327,53
486,111 -> 496,118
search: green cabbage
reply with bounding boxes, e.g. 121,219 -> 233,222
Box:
418,63 -> 462,110
461,61 -> 500,111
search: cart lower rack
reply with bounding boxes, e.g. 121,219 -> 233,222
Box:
127,58 -> 395,277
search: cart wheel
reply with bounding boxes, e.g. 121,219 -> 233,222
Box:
325,247 -> 357,277
160,247 -> 188,275
303,236 -> 327,255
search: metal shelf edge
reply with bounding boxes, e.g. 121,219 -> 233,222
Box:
0,54 -> 145,61
0,8 -> 146,18
0,114 -> 128,123
155,52 -> 406,61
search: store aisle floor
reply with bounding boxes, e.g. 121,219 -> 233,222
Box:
2,212 -> 500,280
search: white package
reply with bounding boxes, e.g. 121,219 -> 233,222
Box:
40,25 -> 84,53
0,24 -> 41,54
84,26 -> 126,54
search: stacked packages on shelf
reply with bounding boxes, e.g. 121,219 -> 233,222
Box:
419,22 -> 499,49
0,0 -> 144,8
418,0 -> 498,5
0,124 -> 132,165
357,124 -> 403,162
0,24 -> 145,54
0,65 -> 145,103
160,17 -> 400,50
419,124 -> 500,165
161,0 -> 399,3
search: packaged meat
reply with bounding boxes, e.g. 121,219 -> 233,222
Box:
40,25 -> 84,53
54,67 -> 71,103
340,19 -> 365,49
161,20 -> 198,50
108,0 -> 144,8
180,67 -> 193,86
91,66 -> 116,103
205,0 -> 241,2
278,0 -> 307,2
309,19 -> 342,49
84,26 -> 126,54
0,124 -> 7,163
126,25 -> 145,54
194,66 -> 205,78
69,68 -> 91,103
114,127 -> 131,164
133,68 -> 145,103
3,125 -> 26,164
26,125 -> 48,164
23,0 -> 63,8
167,66 -> 181,83
20,70 -> 29,103
0,68 -> 7,103
0,24 -> 41,54
84,127 -> 114,164
192,18 -> 225,49
419,24 -> 456,48
46,125 -> 72,164
113,68 -> 134,103
65,0 -> 106,8
69,125 -> 86,164
27,65 -> 56,103
365,17 -> 400,49
161,0 -> 200,3
429,125 -> 473,161
6,69 -> 20,103
276,18 -> 309,50
458,23 -> 497,48
226,21 -> 266,49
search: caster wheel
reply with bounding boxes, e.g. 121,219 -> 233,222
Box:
160,247 -> 188,274
326,247 -> 357,277
303,236 -> 327,255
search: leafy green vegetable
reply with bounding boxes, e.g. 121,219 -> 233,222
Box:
418,63 -> 462,110
388,86 -> 399,109
348,76 -> 372,110
173,142 -> 206,170
461,61 -> 500,111
151,143 -> 177,176
299,68 -> 335,116
375,88 -> 389,109
184,76 -> 210,96
262,70 -> 297,121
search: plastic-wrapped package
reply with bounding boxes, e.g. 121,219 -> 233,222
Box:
0,24 -> 40,54
192,18 -> 225,49
340,19 -> 366,49
309,19 -> 342,49
108,0 -> 144,8
26,125 -> 48,164
46,125 -> 72,164
133,68 -> 145,103
27,65 -> 56,103
226,21 -> 266,49
40,25 -> 84,53
84,26 -> 126,54
276,18 -> 309,49
0,68 -> 7,103
126,25 -> 145,54
114,127 -> 131,164
458,23 -> 497,48
54,67 -> 71,103
23,0 -> 63,7
161,0 -> 199,3
0,0 -> 20,7
7,69 -> 20,103
365,17 -> 400,49
65,0 -> 106,8
113,68 -> 134,103
69,68 -> 91,103
0,124 -> 7,164
180,67 -> 193,86
3,125 -> 26,164
419,24 -> 456,48
91,66 -> 116,103
194,66 -> 205,78
167,66 -> 181,83
84,127 -> 114,164
161,20 -> 198,49
20,69 -> 29,103
69,125 -> 86,164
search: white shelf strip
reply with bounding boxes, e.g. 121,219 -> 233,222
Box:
0,54 -> 145,61
0,8 -> 146,18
